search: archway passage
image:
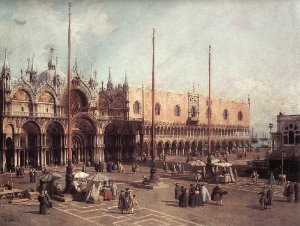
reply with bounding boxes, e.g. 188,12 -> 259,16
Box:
104,123 -> 136,161
104,124 -> 118,161
72,117 -> 96,164
46,122 -> 64,165
5,137 -> 14,171
20,121 -> 41,167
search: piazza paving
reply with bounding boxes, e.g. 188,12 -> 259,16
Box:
0,163 -> 299,226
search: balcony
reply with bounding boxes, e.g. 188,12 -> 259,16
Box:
4,111 -> 67,118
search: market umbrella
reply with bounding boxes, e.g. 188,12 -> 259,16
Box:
188,160 -> 206,167
87,173 -> 109,182
38,172 -> 62,183
214,162 -> 232,167
74,171 -> 89,179
211,158 -> 220,164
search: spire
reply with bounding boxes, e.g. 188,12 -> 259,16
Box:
107,66 -> 113,89
73,58 -> 80,76
3,49 -> 9,69
31,53 -> 36,72
124,69 -> 128,86
48,47 -> 55,70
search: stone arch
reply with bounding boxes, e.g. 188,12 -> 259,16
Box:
191,140 -> 197,156
45,121 -> 64,165
11,89 -> 34,115
184,141 -> 190,156
157,140 -> 164,156
19,121 -> 41,167
171,140 -> 177,156
178,140 -> 184,156
72,116 -> 97,163
104,123 -> 118,161
99,96 -> 109,116
37,91 -> 56,116
68,89 -> 89,116
164,141 -> 171,155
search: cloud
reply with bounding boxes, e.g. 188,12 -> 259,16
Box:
13,19 -> 26,25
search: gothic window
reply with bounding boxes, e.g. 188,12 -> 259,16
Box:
133,101 -> 141,114
206,108 -> 212,118
283,124 -> 300,145
191,106 -> 196,117
238,111 -> 243,121
223,109 -> 229,120
174,105 -> 180,116
155,103 -> 161,115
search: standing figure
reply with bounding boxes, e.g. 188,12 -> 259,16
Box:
201,184 -> 211,205
258,186 -> 268,210
286,181 -> 294,202
129,194 -> 139,214
266,186 -> 273,208
188,184 -> 196,207
111,181 -> 118,200
38,190 -> 51,215
118,190 -> 127,214
175,183 -> 181,200
268,172 -> 275,188
233,168 -> 239,182
211,184 -> 226,206
29,168 -> 34,183
178,188 -> 188,207
82,163 -> 86,173
195,184 -> 202,207
294,182 -> 299,203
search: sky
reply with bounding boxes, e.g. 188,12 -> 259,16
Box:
0,0 -> 299,136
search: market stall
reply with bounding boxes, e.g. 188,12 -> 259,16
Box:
212,160 -> 235,183
85,174 -> 110,203
188,160 -> 207,181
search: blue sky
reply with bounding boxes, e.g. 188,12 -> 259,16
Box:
0,0 -> 299,135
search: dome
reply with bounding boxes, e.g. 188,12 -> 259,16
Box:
37,68 -> 66,86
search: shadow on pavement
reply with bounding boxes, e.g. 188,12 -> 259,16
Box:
245,205 -> 263,210
25,211 -> 40,215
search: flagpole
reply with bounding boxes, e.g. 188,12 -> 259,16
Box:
65,2 -> 73,193
208,45 -> 211,155
151,28 -> 155,162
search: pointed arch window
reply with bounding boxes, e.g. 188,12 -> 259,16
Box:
283,124 -> 300,145
174,105 -> 180,116
133,101 -> 141,114
238,111 -> 243,121
155,103 -> 161,115
223,109 -> 229,120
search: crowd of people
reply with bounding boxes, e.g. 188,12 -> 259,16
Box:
163,162 -> 184,174
175,183 -> 221,207
94,161 -> 124,173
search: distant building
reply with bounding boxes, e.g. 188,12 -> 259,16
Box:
0,50 -> 250,170
269,113 -> 300,181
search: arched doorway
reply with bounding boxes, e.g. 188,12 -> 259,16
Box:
104,123 -> 118,161
5,137 -> 14,171
72,117 -> 96,164
121,125 -> 135,160
20,121 -> 41,167
46,122 -> 64,165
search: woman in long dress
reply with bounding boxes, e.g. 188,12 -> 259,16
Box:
201,184 -> 211,206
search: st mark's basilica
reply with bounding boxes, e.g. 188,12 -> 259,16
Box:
0,50 -> 250,170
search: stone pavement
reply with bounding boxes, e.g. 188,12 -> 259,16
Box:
54,200 -> 201,226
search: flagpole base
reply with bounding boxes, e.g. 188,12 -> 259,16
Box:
64,160 -> 73,194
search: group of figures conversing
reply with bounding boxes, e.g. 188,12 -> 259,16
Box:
175,183 -> 227,207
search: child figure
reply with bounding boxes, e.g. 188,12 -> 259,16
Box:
129,194 -> 139,214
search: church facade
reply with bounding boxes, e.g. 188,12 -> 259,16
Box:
0,51 -> 250,170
